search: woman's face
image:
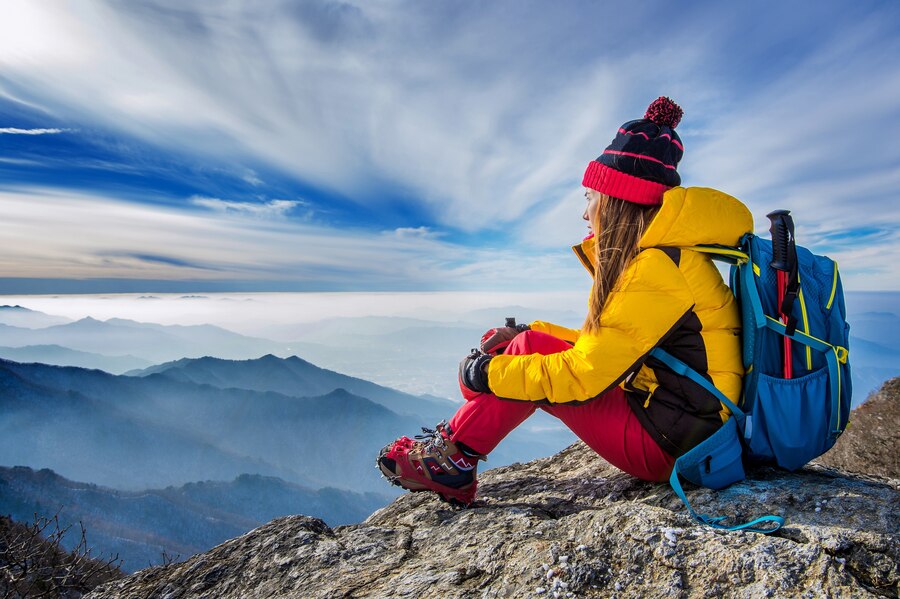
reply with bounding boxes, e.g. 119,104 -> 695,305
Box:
583,188 -> 602,237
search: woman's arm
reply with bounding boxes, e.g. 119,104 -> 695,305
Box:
528,320 -> 581,344
487,249 -> 695,403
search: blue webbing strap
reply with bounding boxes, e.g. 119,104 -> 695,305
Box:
668,464 -> 784,534
651,348 -> 784,534
764,316 -> 833,352
742,251 -> 767,330
650,348 -> 745,424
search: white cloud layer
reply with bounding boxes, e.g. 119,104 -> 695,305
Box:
0,187 -> 588,290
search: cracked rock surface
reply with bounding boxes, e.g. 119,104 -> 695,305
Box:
88,441 -> 898,598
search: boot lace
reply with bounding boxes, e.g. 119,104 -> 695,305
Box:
414,419 -> 449,454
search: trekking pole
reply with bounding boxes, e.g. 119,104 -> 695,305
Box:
766,210 -> 798,379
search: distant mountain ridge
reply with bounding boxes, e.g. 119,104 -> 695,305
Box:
128,353 -> 455,420
125,354 -> 573,473
0,344 -> 152,374
0,358 -> 425,492
0,305 -> 72,328
0,316 -> 295,363
0,466 -> 390,573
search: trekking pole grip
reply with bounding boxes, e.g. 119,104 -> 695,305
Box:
766,210 -> 791,271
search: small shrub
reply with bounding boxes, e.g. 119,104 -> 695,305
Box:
0,513 -> 123,598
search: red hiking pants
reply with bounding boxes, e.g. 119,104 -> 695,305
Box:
449,330 -> 675,482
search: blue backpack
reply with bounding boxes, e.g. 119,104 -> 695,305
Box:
650,211 -> 852,533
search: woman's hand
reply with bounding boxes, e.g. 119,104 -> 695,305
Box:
480,322 -> 530,355
458,350 -> 493,398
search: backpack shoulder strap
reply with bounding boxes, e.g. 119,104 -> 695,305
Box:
678,244 -> 750,265
650,348 -> 745,424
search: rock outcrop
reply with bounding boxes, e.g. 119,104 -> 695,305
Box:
88,442 -> 898,598
815,377 -> 899,479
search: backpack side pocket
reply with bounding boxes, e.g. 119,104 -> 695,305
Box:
752,367 -> 830,470
677,418 -> 745,490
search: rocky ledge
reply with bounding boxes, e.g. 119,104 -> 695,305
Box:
814,377 -> 899,479
88,439 -> 898,598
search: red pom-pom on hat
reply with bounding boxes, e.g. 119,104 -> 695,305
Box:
644,96 -> 683,129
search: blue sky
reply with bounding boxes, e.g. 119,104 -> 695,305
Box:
1,0 -> 898,293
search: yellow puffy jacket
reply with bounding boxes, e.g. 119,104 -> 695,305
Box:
488,187 -> 753,457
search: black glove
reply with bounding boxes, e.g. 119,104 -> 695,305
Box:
458,350 -> 493,394
480,318 -> 530,355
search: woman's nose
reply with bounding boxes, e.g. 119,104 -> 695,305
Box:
583,209 -> 589,221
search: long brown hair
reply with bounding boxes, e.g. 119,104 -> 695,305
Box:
583,194 -> 659,334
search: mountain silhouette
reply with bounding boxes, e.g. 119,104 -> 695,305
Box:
129,353 -> 456,419
0,344 -> 152,374
0,317 -> 294,363
0,358 -> 423,492
0,305 -> 72,328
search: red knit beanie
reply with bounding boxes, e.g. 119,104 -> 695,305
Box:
582,97 -> 684,205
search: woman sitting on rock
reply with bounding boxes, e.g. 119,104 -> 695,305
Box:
378,97 -> 753,506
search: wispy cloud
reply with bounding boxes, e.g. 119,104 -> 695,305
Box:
0,127 -> 68,135
0,157 -> 42,166
190,197 -> 301,219
389,226 -> 443,240
241,170 -> 263,187
110,253 -> 213,270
